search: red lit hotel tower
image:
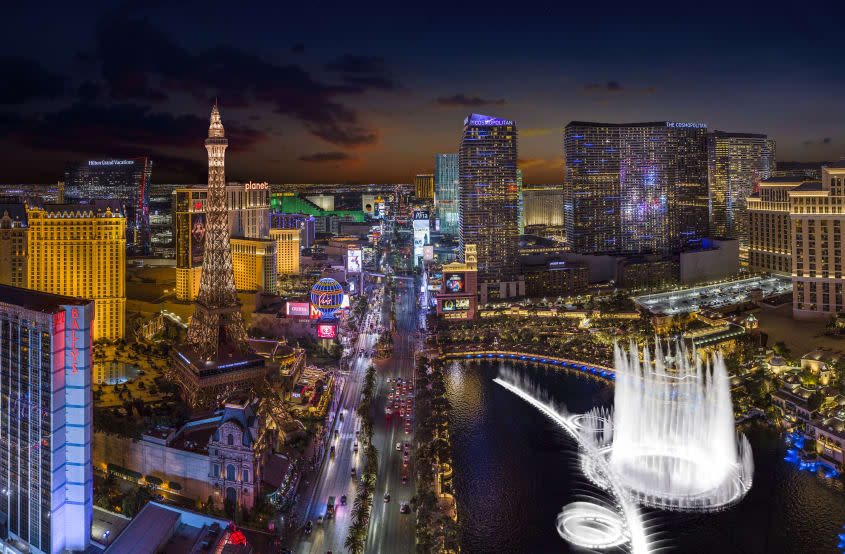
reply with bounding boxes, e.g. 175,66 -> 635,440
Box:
172,105 -> 266,409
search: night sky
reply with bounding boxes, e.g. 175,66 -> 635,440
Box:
2,1 -> 843,184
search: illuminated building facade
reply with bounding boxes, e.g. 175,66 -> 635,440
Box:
269,227 -> 301,275
434,154 -> 459,235
522,261 -> 588,298
269,212 -> 315,249
564,121 -> 709,256
522,185 -> 565,227
790,161 -> 845,319
414,174 -> 434,201
64,157 -> 152,253
0,286 -> 93,554
173,182 -> 271,301
26,204 -> 125,341
746,177 -> 802,274
0,205 -> 28,288
436,245 -> 478,320
230,237 -> 276,293
458,113 -> 520,283
707,132 -> 776,246
148,183 -> 181,257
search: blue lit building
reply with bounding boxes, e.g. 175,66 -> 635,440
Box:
564,121 -> 709,256
434,153 -> 459,236
0,286 -> 93,554
458,113 -> 520,284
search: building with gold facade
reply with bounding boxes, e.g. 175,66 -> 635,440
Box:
231,237 -> 276,293
173,182 -> 270,301
746,177 -> 803,274
26,203 -> 125,340
790,161 -> 845,319
269,227 -> 300,275
414,173 -> 434,200
0,205 -> 28,288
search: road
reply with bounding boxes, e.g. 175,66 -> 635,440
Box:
364,275 -> 417,553
293,284 -> 385,554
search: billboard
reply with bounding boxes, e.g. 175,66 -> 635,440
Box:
413,209 -> 429,220
442,298 -> 470,312
347,248 -> 362,273
341,293 -> 351,309
317,324 -> 337,339
423,245 -> 434,261
444,273 -> 465,293
310,304 -> 322,319
190,213 -> 206,266
286,302 -> 310,318
362,246 -> 375,268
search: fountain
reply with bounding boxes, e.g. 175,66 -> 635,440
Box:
610,340 -> 754,511
493,339 -> 754,552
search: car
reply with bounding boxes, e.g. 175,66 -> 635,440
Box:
317,515 -> 323,525
396,442 -> 402,451
401,474 -> 408,484
383,493 -> 390,502
403,451 -> 409,460
353,442 -> 359,452
334,429 -> 339,439
330,445 -> 335,456
304,520 -> 313,534
403,459 -> 409,468
351,467 -> 356,477
404,426 -> 411,434
400,503 -> 410,514
404,442 -> 410,449
341,495 -> 347,505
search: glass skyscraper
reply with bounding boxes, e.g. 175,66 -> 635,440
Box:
0,286 -> 93,554
434,153 -> 459,236
564,121 -> 709,255
707,131 -> 776,247
64,157 -> 153,254
458,113 -> 519,282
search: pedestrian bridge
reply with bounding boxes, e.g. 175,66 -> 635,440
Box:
441,351 -> 615,383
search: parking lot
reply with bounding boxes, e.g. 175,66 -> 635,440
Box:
633,274 -> 792,315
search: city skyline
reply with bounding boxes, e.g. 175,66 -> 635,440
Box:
1,2 -> 844,185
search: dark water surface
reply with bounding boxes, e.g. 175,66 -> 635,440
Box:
446,360 -> 845,554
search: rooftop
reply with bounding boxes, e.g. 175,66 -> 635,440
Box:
0,284 -> 90,313
791,181 -> 824,192
825,159 -> 845,169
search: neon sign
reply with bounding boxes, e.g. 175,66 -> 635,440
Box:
665,122 -> 706,129
244,181 -> 269,190
88,160 -> 134,166
70,308 -> 81,374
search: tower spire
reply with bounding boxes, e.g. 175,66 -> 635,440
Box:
183,104 -> 249,360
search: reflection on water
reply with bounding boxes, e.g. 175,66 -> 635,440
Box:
93,360 -> 140,385
446,360 -> 845,554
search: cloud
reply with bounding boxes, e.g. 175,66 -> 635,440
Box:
91,15 -> 387,148
0,102 -> 269,155
585,81 -> 624,93
521,128 -> 555,137
518,158 -> 550,169
435,93 -> 506,107
823,137 -> 833,144
805,137 -> 834,147
325,55 -> 400,91
0,56 -> 65,105
298,151 -> 358,163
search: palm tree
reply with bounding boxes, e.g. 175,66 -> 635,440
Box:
344,523 -> 366,554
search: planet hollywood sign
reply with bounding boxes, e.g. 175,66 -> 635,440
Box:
245,181 -> 269,191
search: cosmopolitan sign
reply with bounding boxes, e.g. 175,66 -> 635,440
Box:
665,122 -> 706,129
88,160 -> 134,166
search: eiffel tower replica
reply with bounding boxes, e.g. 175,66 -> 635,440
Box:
171,104 -> 267,409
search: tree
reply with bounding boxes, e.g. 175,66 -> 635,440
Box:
773,341 -> 791,359
808,391 -> 824,412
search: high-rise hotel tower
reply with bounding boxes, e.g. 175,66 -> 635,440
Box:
708,131 -> 776,247
458,113 -> 519,283
0,286 -> 93,554
25,203 -> 126,341
564,121 -> 708,256
434,153 -> 459,236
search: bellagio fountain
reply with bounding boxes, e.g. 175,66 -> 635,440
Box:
494,340 -> 754,553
